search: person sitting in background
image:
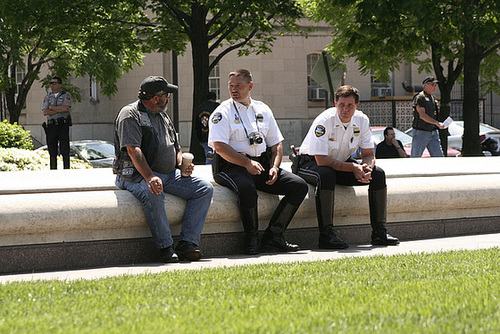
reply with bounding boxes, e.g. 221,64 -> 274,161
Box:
376,127 -> 408,158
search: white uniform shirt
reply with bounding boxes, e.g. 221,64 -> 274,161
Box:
208,98 -> 284,157
300,107 -> 373,161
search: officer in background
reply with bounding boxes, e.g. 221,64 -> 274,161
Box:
195,91 -> 219,164
295,85 -> 399,249
209,69 -> 308,255
42,76 -> 72,169
113,76 -> 213,262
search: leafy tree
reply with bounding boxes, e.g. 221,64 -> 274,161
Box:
145,0 -> 304,163
301,0 -> 500,156
0,0 -> 149,124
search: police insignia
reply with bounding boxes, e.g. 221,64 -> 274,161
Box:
354,127 -> 360,136
212,112 -> 222,124
256,114 -> 264,122
315,125 -> 326,137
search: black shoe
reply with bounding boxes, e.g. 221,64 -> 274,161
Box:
159,245 -> 178,263
261,232 -> 300,252
371,230 -> 400,246
175,241 -> 203,261
246,232 -> 261,255
318,229 -> 349,249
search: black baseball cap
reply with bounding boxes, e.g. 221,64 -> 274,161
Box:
423,76 -> 438,85
139,76 -> 178,98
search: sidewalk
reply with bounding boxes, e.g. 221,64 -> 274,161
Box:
1,233 -> 499,283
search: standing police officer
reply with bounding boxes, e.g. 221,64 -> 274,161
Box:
42,76 -> 72,169
296,85 -> 399,249
209,69 -> 308,255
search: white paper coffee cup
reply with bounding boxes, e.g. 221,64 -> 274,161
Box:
180,152 -> 194,176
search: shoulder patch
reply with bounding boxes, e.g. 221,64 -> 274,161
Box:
212,112 -> 222,124
315,125 -> 326,137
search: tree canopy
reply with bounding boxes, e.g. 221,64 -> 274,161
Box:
0,0 -> 149,124
301,0 -> 500,156
145,0 -> 305,162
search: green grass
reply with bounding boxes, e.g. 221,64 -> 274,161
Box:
1,248 -> 499,333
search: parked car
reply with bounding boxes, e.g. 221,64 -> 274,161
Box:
372,127 -> 460,157
37,140 -> 115,168
447,121 -> 500,153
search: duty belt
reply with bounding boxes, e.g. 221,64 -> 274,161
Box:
47,118 -> 70,126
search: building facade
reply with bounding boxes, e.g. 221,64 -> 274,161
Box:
11,26 -> 500,151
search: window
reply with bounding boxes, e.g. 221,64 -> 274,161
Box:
9,66 -> 26,109
307,53 -> 328,101
371,72 -> 393,97
90,77 -> 98,102
209,56 -> 220,100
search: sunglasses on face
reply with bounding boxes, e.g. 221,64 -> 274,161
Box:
50,82 -> 60,85
157,92 -> 171,98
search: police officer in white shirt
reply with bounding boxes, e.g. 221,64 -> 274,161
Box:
209,69 -> 308,255
296,85 -> 399,248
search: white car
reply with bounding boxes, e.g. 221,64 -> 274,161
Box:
447,121 -> 500,152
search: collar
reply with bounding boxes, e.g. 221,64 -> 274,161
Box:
332,108 -> 358,129
232,98 -> 253,110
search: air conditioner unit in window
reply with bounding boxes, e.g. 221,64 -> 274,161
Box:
372,87 -> 392,97
309,87 -> 327,100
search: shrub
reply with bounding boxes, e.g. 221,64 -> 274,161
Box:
0,120 -> 33,150
0,148 -> 92,171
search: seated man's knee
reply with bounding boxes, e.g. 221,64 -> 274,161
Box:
316,167 -> 336,190
238,183 -> 258,208
371,166 -> 387,189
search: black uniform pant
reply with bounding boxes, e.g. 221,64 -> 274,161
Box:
297,158 -> 386,191
46,123 -> 70,169
214,158 -> 308,210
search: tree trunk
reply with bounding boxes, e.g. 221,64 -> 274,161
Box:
438,85 -> 452,156
462,34 -> 483,156
188,6 -> 212,164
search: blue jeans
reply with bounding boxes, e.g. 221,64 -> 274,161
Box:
410,129 -> 444,157
201,142 -> 213,165
115,169 -> 213,249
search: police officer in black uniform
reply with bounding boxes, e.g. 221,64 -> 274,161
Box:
42,76 -> 72,169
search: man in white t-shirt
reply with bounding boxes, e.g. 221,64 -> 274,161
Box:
296,85 -> 399,249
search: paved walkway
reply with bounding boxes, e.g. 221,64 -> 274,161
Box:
1,233 -> 499,283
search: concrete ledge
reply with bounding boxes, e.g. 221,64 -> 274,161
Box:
1,157 -> 500,274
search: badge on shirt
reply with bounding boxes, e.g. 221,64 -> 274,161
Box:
315,125 -> 326,137
329,133 -> 335,141
256,114 -> 264,122
212,112 -> 222,124
234,114 -> 241,124
353,127 -> 360,136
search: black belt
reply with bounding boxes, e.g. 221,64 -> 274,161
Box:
47,118 -> 70,126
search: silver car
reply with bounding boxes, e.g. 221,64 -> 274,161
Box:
37,140 -> 115,168
447,121 -> 500,153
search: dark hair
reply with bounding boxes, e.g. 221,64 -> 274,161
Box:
52,76 -> 62,84
229,69 -> 252,83
335,85 -> 360,104
206,91 -> 217,100
383,127 -> 394,136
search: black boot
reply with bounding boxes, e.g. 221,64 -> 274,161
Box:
369,187 -> 399,246
316,189 -> 348,249
240,206 -> 260,255
261,200 -> 301,252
